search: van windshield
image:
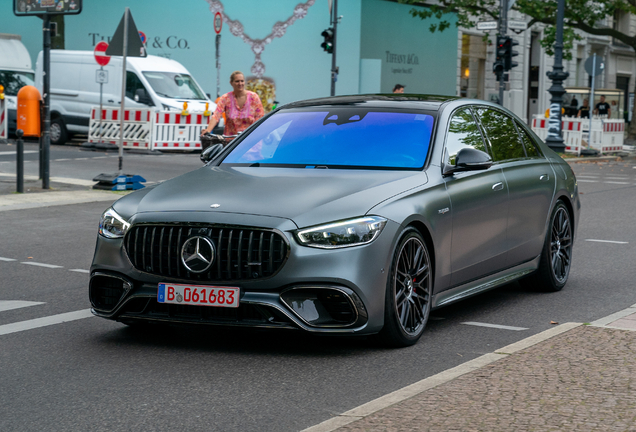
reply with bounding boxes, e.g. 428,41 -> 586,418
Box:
142,72 -> 206,100
0,71 -> 35,96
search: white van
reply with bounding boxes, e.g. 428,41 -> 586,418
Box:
0,33 -> 35,136
35,50 -> 214,145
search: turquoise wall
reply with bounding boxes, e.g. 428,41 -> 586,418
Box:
1,0 -> 456,102
360,0 -> 457,95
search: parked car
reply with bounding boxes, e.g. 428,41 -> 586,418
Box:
0,33 -> 35,136
89,94 -> 580,347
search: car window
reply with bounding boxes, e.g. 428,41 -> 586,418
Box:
222,109 -> 435,169
444,107 -> 488,166
126,72 -> 150,101
475,108 -> 526,162
515,121 -> 541,157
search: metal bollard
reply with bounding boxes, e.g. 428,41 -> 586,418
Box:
16,129 -> 24,193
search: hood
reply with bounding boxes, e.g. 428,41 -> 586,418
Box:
121,166 -> 428,228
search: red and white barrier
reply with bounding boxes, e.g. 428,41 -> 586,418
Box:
532,116 -> 583,154
0,97 -> 7,140
88,107 -> 153,149
152,112 -> 208,150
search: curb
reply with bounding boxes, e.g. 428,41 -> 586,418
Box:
301,322 -> 582,432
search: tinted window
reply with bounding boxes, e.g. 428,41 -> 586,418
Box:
142,72 -> 207,100
126,72 -> 149,101
222,109 -> 435,169
444,108 -> 487,166
516,121 -> 541,157
476,108 -> 526,161
0,71 -> 35,96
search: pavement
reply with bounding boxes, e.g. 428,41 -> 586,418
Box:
2,152 -> 636,431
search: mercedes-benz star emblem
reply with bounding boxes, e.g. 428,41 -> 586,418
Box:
181,236 -> 215,273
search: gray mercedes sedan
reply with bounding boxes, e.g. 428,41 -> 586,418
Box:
90,95 -> 580,347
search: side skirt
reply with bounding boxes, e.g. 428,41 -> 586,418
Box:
432,255 -> 540,309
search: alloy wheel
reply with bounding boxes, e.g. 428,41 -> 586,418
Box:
50,122 -> 61,143
549,206 -> 572,284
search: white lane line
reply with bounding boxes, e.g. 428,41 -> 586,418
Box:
69,269 -> 90,274
0,257 -> 17,262
0,309 -> 93,336
21,261 -> 63,269
605,176 -> 630,179
576,179 -> 598,183
585,239 -> 629,244
53,158 -> 71,161
462,322 -> 529,331
92,156 -> 108,159
0,150 -> 39,155
0,301 -> 45,312
604,181 -> 630,185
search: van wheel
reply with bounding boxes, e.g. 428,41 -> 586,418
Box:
50,118 -> 68,145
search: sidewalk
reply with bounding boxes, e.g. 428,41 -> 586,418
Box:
305,306 -> 636,432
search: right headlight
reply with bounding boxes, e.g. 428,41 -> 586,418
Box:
296,216 -> 387,249
99,208 -> 131,239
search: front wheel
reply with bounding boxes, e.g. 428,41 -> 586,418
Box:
522,201 -> 573,292
50,118 -> 68,145
379,228 -> 433,347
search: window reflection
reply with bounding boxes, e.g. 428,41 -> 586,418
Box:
445,108 -> 487,166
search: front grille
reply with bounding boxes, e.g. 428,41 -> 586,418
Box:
125,224 -> 288,281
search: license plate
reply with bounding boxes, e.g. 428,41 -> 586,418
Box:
158,283 -> 239,308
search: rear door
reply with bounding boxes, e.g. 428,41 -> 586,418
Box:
442,107 -> 510,287
474,107 -> 555,267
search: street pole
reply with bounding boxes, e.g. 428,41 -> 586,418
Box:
42,15 -> 51,189
216,34 -> 221,99
588,53 -> 597,154
117,8 -> 129,175
330,0 -> 338,96
99,66 -> 104,143
545,0 -> 569,152
498,0 -> 508,106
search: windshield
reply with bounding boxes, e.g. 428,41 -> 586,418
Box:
0,71 -> 35,96
142,71 -> 206,100
221,109 -> 435,169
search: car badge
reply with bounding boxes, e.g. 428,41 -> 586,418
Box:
210,204 -> 221,208
181,236 -> 215,273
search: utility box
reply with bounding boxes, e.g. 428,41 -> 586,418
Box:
17,85 -> 41,137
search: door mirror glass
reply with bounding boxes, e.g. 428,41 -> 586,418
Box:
200,143 -> 224,164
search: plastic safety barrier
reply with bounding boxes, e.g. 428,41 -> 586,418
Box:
531,117 -> 583,154
152,112 -> 208,150
0,97 -> 7,140
88,107 -> 153,149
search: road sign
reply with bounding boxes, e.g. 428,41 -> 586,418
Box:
138,31 -> 146,45
14,0 -> 82,16
585,55 -> 604,76
214,12 -> 223,34
508,20 -> 527,30
94,41 -> 111,66
96,69 -> 109,84
105,9 -> 146,57
476,21 -> 498,31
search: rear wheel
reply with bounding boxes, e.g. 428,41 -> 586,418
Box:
380,228 -> 432,347
522,201 -> 573,292
50,117 -> 68,145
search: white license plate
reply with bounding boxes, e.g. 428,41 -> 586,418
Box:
158,283 -> 239,308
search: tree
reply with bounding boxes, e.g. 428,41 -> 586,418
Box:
402,0 -> 636,137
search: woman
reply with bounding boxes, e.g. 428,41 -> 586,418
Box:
201,71 -> 264,136
577,98 -> 590,119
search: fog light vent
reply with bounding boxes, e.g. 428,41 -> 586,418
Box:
280,287 -> 362,327
89,274 -> 130,312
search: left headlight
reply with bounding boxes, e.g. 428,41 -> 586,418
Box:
296,216 -> 387,249
99,208 -> 131,239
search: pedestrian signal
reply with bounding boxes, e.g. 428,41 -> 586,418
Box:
321,28 -> 334,54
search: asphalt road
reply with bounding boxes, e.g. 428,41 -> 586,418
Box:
0,152 -> 635,432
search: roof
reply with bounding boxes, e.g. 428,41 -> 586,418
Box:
281,94 -> 458,111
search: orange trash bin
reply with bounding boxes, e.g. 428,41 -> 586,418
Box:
17,85 -> 41,138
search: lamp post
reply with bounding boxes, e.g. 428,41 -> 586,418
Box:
545,0 -> 568,152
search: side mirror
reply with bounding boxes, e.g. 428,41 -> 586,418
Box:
134,88 -> 153,106
200,143 -> 224,164
443,147 -> 492,176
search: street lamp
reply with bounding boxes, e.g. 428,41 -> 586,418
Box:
545,0 -> 569,152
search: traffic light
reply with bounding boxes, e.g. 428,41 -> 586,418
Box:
493,35 -> 507,76
503,37 -> 519,71
321,28 -> 334,53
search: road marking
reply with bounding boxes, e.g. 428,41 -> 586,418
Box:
69,269 -> 90,273
0,301 -> 45,312
576,179 -> 598,183
462,322 -> 528,331
21,261 -> 63,269
605,181 -> 630,185
585,239 -> 629,244
53,158 -> 71,161
0,150 -> 39,155
0,257 -> 16,262
0,309 -> 93,336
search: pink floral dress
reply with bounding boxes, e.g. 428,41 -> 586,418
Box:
212,91 -> 264,135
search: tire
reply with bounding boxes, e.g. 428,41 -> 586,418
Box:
379,227 -> 433,347
522,201 -> 573,292
50,117 -> 68,145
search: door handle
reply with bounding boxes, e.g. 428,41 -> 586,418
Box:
540,174 -> 549,181
492,182 -> 504,191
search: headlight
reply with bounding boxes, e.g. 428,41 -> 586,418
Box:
99,208 -> 131,239
296,216 -> 387,249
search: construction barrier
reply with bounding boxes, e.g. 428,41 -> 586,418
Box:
88,107 -> 209,151
88,107 -> 154,149
0,96 -> 7,140
531,117 -> 583,154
